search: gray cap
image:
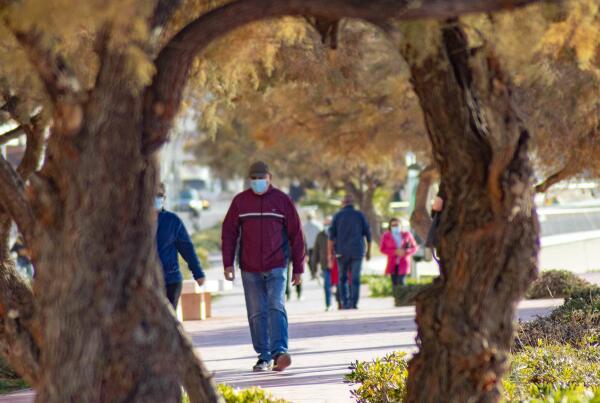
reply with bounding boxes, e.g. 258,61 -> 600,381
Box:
248,161 -> 270,177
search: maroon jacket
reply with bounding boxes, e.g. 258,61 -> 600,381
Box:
222,186 -> 305,274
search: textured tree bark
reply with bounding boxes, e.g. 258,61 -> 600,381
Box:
410,165 -> 438,240
400,22 -> 539,402
0,1 -> 552,401
22,49 -> 219,403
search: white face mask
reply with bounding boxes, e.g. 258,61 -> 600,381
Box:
154,197 -> 165,211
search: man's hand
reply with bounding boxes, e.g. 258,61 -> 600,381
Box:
365,250 -> 371,261
224,266 -> 235,281
396,249 -> 407,257
291,273 -> 302,286
196,277 -> 206,287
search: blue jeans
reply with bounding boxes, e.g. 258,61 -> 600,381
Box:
337,257 -> 362,309
241,267 -> 288,362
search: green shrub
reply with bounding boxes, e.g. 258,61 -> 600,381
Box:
367,276 -> 393,297
503,344 -> 600,402
512,387 -> 600,402
182,385 -> 289,403
526,270 -> 596,300
345,352 -> 408,403
345,344 -> 600,402
366,275 -> 433,302
516,288 -> 600,350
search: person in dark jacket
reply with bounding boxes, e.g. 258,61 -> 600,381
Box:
312,216 -> 339,311
328,194 -> 371,309
155,183 -> 205,309
222,161 -> 305,373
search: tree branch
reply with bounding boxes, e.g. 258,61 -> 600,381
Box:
143,0 -> 549,154
535,166 -> 574,193
0,157 -> 34,238
16,116 -> 45,179
0,125 -> 25,145
410,165 -> 438,240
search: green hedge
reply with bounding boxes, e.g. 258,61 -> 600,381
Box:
526,270 -> 597,300
345,352 -> 408,402
183,385 -> 289,403
516,288 -> 600,349
345,346 -> 600,403
364,275 -> 433,306
503,344 -> 600,402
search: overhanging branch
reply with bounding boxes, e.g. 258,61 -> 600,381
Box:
143,0 -> 549,154
0,125 -> 25,145
0,157 -> 34,237
535,166 -> 574,193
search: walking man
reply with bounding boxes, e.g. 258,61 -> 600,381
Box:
222,161 -> 305,372
303,212 -> 322,280
155,183 -> 205,309
328,194 -> 371,309
312,216 -> 338,311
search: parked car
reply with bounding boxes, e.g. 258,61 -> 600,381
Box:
173,189 -> 210,215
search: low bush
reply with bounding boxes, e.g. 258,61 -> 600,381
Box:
503,344 -> 600,402
526,270 -> 597,300
366,275 -> 433,302
183,385 -> 289,403
345,352 -> 408,403
516,288 -> 600,350
345,344 -> 600,402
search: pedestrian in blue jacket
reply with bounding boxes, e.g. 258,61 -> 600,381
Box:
329,194 -> 372,309
155,183 -> 205,309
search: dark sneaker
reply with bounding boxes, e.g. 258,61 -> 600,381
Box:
273,352 -> 292,372
253,359 -> 272,372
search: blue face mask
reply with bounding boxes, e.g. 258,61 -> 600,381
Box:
154,197 -> 165,211
250,179 -> 269,194
391,226 -> 400,235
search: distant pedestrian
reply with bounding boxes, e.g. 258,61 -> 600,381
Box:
155,183 -> 206,309
312,216 -> 339,311
329,194 -> 372,309
222,161 -> 305,372
380,218 -> 419,289
303,212 -> 322,280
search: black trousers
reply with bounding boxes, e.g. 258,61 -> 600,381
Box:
391,265 -> 406,287
166,282 -> 183,309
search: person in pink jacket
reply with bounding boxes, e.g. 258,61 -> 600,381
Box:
380,218 -> 419,287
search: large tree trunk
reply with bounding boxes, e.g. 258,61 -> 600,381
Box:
399,22 -> 539,401
25,50 -> 218,403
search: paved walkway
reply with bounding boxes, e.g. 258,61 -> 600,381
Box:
0,273 -> 569,403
